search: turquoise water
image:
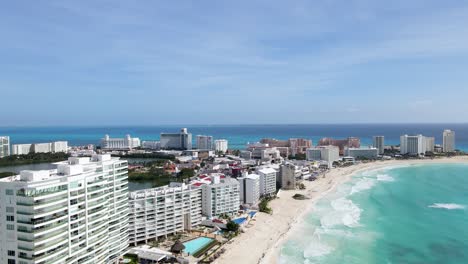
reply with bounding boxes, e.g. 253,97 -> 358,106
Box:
280,163 -> 468,264
183,237 -> 214,255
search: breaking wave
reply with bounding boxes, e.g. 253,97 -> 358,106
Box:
428,203 -> 465,210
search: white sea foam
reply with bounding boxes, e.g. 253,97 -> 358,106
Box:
303,239 -> 334,258
320,198 -> 362,228
376,174 -> 395,182
350,177 -> 375,195
428,203 -> 465,210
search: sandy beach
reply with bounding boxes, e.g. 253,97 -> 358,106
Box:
214,156 -> 468,264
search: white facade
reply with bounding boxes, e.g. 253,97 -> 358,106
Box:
0,154 -> 129,264
256,167 -> 277,197
344,147 -> 379,159
160,128 -> 192,150
400,135 -> 426,155
0,136 -> 10,158
128,183 -> 202,245
238,174 -> 260,206
443,130 -> 456,152
101,134 -> 140,150
214,139 -> 228,153
141,141 -> 161,150
373,136 -> 385,155
306,146 -> 340,163
11,141 -> 68,155
425,137 -> 435,152
196,135 -> 213,150
12,144 -> 33,155
201,176 -> 240,218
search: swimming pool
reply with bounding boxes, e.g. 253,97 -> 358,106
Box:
183,237 -> 214,255
232,217 -> 247,225
249,211 -> 257,218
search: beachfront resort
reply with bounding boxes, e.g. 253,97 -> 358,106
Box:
0,128 -> 464,264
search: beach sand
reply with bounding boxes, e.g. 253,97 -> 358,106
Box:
214,156 -> 468,264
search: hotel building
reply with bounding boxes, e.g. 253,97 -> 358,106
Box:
128,183 -> 202,246
160,128 -> 192,150
256,167 -> 277,197
400,135 -> 426,155
372,136 -> 385,155
196,135 -> 213,150
443,130 -> 456,152
201,175 -> 240,218
280,162 -> 296,190
0,136 -> 10,158
214,139 -> 228,153
0,154 -> 129,264
100,134 -> 140,150
344,147 -> 379,159
306,146 -> 340,163
238,174 -> 260,206
425,137 -> 435,152
11,141 -> 68,155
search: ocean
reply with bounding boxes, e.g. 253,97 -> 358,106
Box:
1,124 -> 467,150
279,163 -> 468,264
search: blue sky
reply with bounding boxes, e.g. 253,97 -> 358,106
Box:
1,0 -> 468,126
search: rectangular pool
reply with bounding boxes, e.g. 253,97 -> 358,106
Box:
183,237 -> 214,255
232,217 -> 247,225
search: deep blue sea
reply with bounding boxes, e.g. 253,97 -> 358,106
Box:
0,124 -> 467,150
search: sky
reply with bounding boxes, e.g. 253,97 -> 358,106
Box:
1,0 -> 468,126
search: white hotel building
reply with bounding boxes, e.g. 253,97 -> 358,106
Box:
101,134 -> 140,150
196,135 -> 213,150
238,174 -> 260,206
11,141 -> 68,155
0,154 -> 129,264
256,167 -> 277,197
200,175 -> 240,218
443,130 -> 456,152
214,139 -> 228,153
400,135 -> 426,155
128,183 -> 202,246
0,136 -> 9,158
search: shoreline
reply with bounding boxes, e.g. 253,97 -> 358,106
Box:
214,156 -> 468,264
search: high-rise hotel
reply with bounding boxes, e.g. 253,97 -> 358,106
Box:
128,183 -> 202,246
0,154 -> 129,264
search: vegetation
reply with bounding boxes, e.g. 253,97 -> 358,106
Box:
123,254 -> 138,264
226,221 -> 240,233
193,240 -> 219,258
178,168 -> 195,179
288,153 -> 306,160
259,197 -> 274,214
298,183 -> 306,190
292,194 -> 309,200
0,152 -> 69,167
218,213 -> 231,220
128,167 -> 195,187
0,172 -> 16,178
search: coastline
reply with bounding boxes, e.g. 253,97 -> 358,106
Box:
214,156 -> 468,264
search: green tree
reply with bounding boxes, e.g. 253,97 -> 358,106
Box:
226,221 -> 239,233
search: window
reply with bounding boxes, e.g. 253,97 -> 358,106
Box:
7,215 -> 14,221
6,224 -> 14,230
6,206 -> 14,213
6,189 -> 13,195
8,250 -> 15,256
8,259 -> 15,264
